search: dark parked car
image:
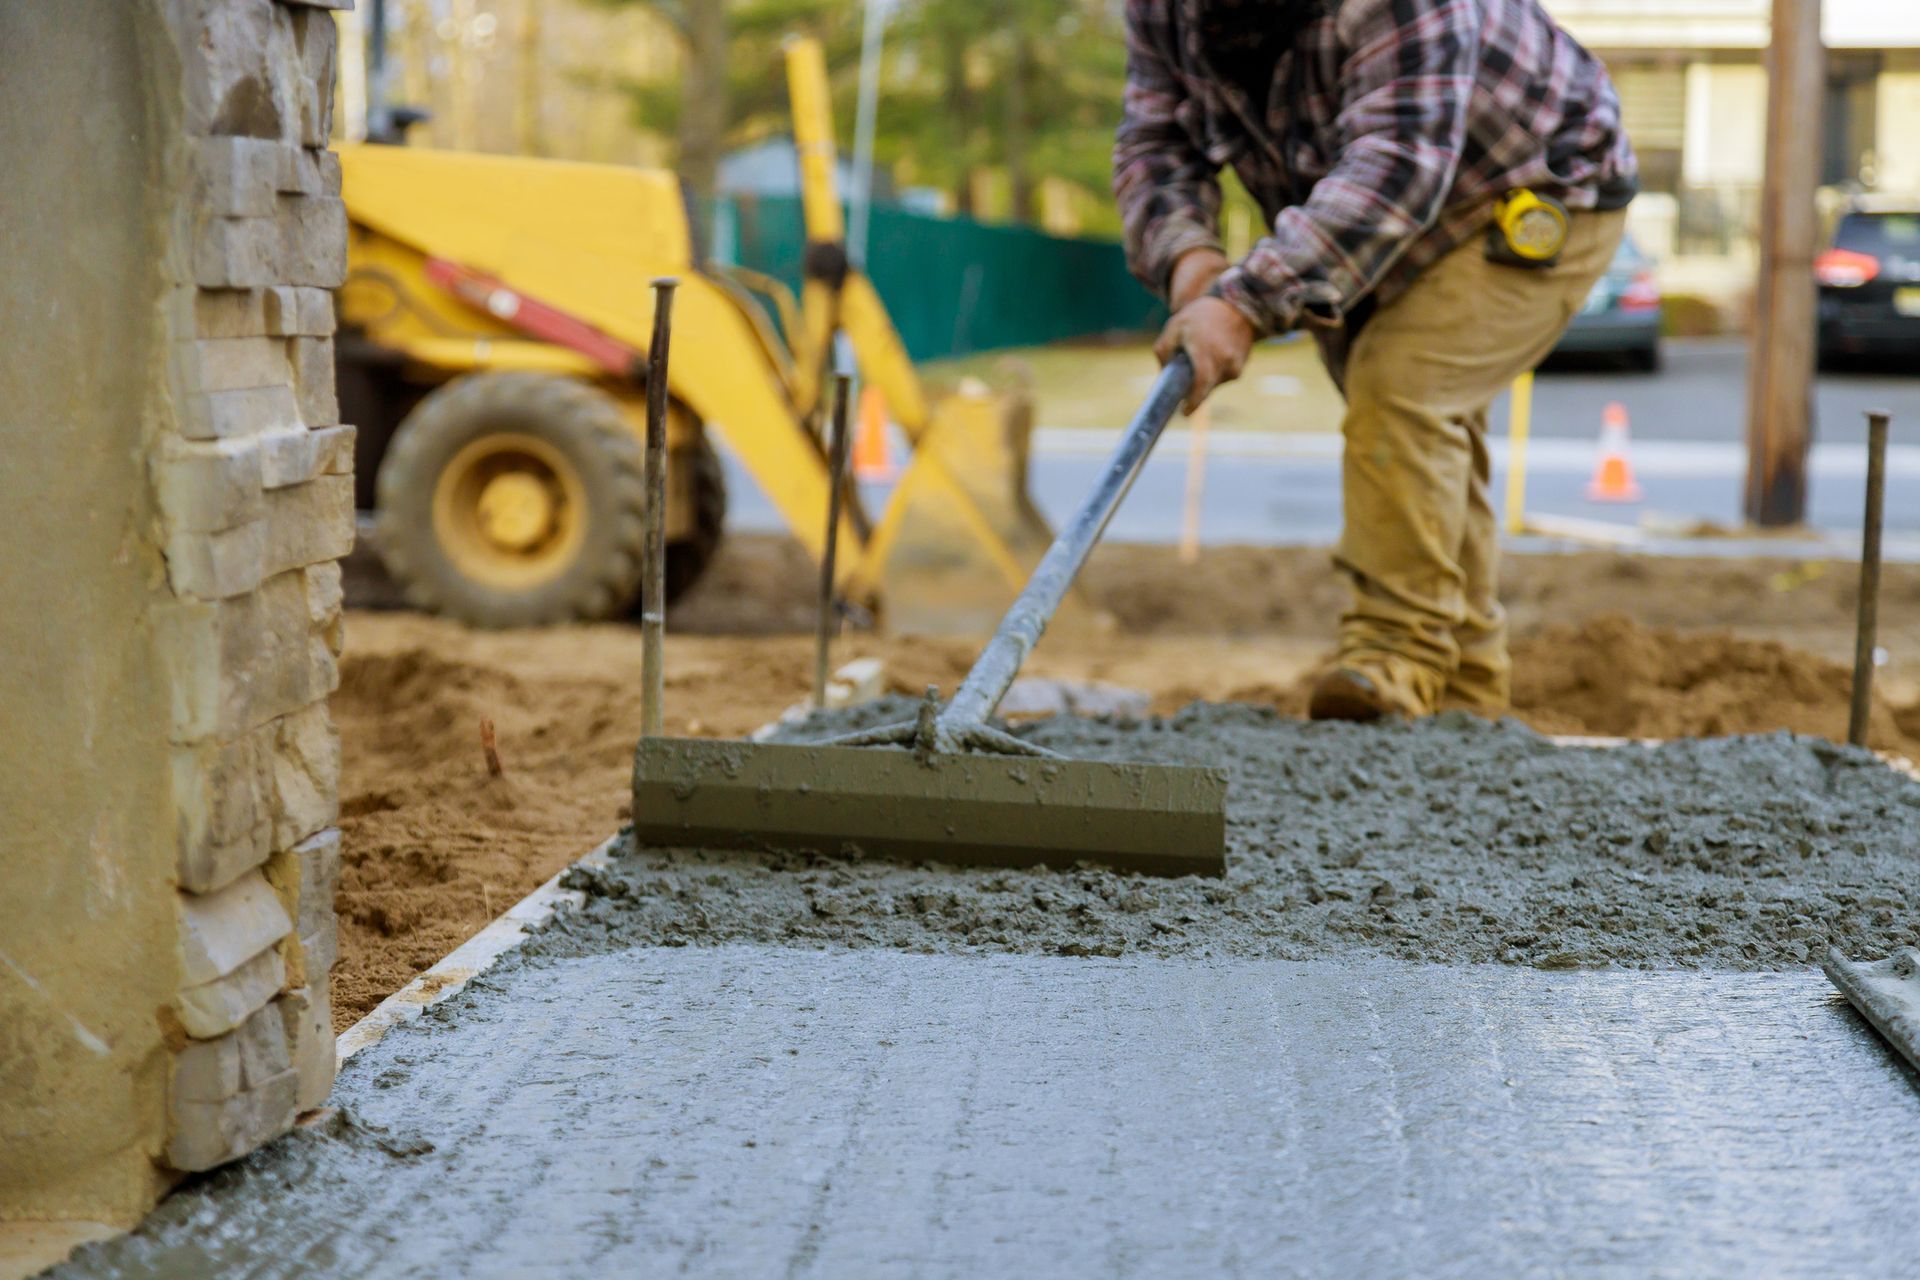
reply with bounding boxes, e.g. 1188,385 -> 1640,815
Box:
1552,236 -> 1663,371
1818,200 -> 1920,367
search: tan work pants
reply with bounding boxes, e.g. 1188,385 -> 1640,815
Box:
1324,208 -> 1629,713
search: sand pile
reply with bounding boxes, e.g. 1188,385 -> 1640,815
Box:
1510,613 -> 1916,747
1148,615 -> 1920,758
329,618 -> 983,1027
667,535 -> 1920,641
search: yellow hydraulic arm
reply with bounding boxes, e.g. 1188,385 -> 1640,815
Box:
782,39 -> 928,439
777,37 -> 1063,631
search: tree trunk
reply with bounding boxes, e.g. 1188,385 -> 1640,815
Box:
944,34 -> 975,217
1004,28 -> 1035,224
516,0 -> 543,157
679,0 -> 728,206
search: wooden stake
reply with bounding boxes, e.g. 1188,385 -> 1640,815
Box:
1505,371 -> 1534,535
479,718 -> 503,777
1743,0 -> 1824,527
1179,400 -> 1210,565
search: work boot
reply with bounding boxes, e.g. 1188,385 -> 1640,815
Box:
1307,652 -> 1440,722
1445,607 -> 1511,716
1309,668 -> 1394,722
1439,660 -> 1510,717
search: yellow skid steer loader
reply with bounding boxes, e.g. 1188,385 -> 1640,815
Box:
337,38 -> 1059,633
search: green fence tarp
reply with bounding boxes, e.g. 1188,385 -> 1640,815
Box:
720,195 -> 1165,363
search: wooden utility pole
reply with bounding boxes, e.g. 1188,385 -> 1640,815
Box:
1744,0 -> 1825,527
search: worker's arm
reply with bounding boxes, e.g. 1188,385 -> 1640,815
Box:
1112,4 -> 1226,302
1208,0 -> 1479,339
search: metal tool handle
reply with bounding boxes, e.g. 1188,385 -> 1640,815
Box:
939,352 -> 1194,732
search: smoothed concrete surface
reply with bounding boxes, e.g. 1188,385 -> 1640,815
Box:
59,948 -> 1920,1279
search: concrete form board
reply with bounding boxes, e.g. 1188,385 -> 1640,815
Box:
58,950 -> 1920,1278
1826,946 -> 1920,1073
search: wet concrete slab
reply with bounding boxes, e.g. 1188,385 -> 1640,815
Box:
60,948 -> 1920,1279
597,708 -> 1920,972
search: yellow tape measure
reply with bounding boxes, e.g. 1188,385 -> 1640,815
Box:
1488,189 -> 1570,268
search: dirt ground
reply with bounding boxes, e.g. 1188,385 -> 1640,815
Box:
329,535 -> 1920,1028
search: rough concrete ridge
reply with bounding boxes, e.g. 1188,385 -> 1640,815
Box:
53,949 -> 1920,1277
584,703 -> 1920,971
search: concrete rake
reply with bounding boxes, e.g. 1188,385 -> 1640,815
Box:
632,354 -> 1226,877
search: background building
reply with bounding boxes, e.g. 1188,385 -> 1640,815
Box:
1551,0 -> 1920,267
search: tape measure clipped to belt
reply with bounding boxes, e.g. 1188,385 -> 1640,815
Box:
1487,189 -> 1570,268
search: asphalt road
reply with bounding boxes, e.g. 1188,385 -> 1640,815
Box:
1523,339 -> 1920,445
722,339 -> 1920,548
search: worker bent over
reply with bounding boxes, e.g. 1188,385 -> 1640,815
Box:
1115,0 -> 1637,720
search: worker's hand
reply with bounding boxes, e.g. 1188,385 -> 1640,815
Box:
1168,248 -> 1231,311
1154,296 -> 1255,413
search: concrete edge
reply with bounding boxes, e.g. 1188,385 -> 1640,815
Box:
334,835 -> 619,1064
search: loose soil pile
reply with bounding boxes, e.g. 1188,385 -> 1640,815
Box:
548,706 -> 1920,971
331,623 -> 967,1027
702,531 -> 1920,646
330,536 -> 1920,1028
1511,615 -> 1919,745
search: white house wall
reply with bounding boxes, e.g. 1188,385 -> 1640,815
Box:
1682,61 -> 1767,187
1546,0 -> 1920,50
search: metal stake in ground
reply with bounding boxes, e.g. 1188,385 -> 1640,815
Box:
1849,410 -> 1891,747
813,372 -> 854,710
640,277 -> 678,739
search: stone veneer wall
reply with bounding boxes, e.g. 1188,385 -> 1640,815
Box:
0,0 -> 353,1227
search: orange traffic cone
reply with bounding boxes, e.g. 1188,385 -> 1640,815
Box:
852,385 -> 896,482
1585,401 -> 1642,502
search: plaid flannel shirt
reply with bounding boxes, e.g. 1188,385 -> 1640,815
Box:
1114,0 -> 1638,337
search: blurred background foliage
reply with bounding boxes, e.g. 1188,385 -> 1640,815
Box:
587,0 -> 1139,235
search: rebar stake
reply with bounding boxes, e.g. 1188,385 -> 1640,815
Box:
813,372 -> 853,710
640,277 -> 678,739
1849,410 -> 1891,747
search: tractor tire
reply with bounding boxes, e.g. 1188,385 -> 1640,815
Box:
664,434 -> 728,602
374,372 -> 646,628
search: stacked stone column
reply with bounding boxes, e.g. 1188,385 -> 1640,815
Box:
155,0 -> 354,1172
